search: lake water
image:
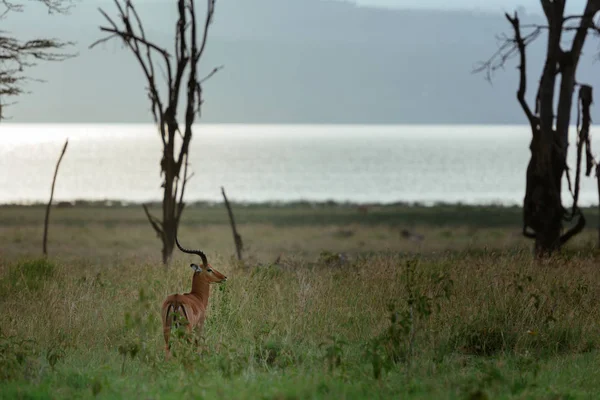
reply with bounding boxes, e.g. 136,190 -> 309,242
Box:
1,124 -> 599,206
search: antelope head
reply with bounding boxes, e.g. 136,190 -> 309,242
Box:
175,236 -> 227,284
188,262 -> 228,284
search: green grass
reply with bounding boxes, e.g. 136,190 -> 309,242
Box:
1,203 -> 600,399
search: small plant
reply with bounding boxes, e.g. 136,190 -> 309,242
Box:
0,328 -> 37,381
255,339 -> 280,366
215,343 -> 246,378
365,259 -> 453,377
461,363 -> 506,400
45,343 -> 66,371
252,321 -> 295,369
117,343 -> 139,375
319,335 -> 347,374
362,337 -> 392,380
214,281 -> 233,328
91,377 -> 103,397
119,287 -> 159,371
254,338 -> 296,369
459,323 -> 508,357
510,354 -> 541,395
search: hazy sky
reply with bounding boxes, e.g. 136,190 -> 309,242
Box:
358,0 -> 586,13
4,0 -> 599,124
358,0 -> 506,9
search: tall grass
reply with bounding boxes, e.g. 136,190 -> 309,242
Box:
2,247 -> 600,398
2,205 -> 600,397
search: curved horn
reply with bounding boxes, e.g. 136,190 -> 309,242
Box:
175,235 -> 208,267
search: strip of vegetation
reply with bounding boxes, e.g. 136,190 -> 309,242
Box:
0,202 -> 573,229
1,252 -> 600,398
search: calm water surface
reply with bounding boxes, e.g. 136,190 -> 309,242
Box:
1,124 -> 599,206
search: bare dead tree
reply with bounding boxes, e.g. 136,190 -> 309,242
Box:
91,0 -> 221,265
0,0 -> 76,120
475,2 -> 600,257
221,186 -> 243,261
43,139 -> 68,256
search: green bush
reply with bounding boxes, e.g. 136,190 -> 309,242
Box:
5,258 -> 56,292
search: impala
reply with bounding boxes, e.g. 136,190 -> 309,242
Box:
161,236 -> 227,359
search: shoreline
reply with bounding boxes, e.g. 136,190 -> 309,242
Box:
0,198 -> 529,209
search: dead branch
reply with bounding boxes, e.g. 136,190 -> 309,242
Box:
564,14 -> 587,22
559,213 -> 586,246
474,12 -> 541,133
560,84 -> 595,244
199,65 -> 224,84
92,28 -> 171,60
472,18 -> 541,85
221,186 -> 243,261
573,87 -> 587,209
43,139 -> 68,256
142,203 -> 164,238
507,13 -> 538,128
574,85 -> 593,204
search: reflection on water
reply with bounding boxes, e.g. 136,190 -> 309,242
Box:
0,124 -> 598,206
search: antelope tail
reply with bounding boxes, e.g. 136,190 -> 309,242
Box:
165,301 -> 189,331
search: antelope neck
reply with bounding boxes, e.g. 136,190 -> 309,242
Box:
190,276 -> 210,306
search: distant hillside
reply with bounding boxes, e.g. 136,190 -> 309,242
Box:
4,0 -> 599,124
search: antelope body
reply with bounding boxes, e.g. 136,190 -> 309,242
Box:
162,237 -> 227,359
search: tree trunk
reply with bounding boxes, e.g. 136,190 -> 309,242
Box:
524,137 -> 564,257
162,219 -> 175,265
161,130 -> 177,265
533,209 -> 562,257
522,16 -> 577,257
525,127 -> 571,257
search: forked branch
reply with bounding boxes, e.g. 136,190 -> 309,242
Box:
142,203 -> 164,238
473,12 -> 540,130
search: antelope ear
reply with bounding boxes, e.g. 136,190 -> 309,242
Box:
190,263 -> 203,273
